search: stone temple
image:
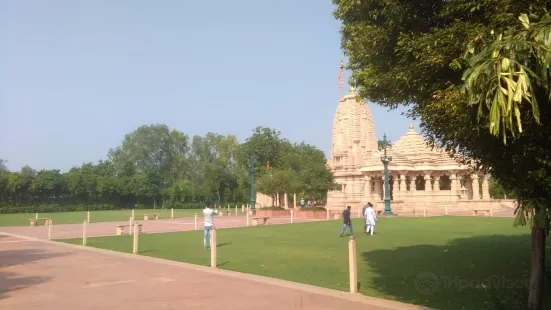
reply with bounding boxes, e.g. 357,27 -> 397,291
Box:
325,86 -> 504,214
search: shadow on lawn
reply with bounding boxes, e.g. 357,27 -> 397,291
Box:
362,234 -> 551,310
0,249 -> 69,300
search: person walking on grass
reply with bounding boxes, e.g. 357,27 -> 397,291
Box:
339,206 -> 354,237
362,203 -> 369,232
203,203 -> 218,249
364,202 -> 377,235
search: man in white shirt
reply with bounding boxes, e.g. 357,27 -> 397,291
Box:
203,203 -> 218,249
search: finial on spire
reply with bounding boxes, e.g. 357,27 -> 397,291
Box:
409,124 -> 414,131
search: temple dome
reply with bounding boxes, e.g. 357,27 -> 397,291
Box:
389,125 -> 461,168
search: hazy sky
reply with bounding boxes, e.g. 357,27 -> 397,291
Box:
0,0 -> 419,172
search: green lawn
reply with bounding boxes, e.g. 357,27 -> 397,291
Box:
0,208 -> 213,226
59,217 -> 551,310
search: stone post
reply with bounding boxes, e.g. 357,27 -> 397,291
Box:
35,212 -> 38,219
82,220 -> 87,246
472,174 -> 481,200
131,209 -> 135,221
284,193 -> 288,209
348,236 -> 358,293
210,228 -> 217,268
290,210 -> 294,223
132,221 -> 139,254
48,219 -> 52,240
481,175 -> 490,199
129,217 -> 133,235
235,205 -> 238,215
246,211 -> 250,226
87,211 -> 91,223
194,214 -> 198,230
171,208 -> 174,218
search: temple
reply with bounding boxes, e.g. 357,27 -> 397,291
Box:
325,86 -> 505,214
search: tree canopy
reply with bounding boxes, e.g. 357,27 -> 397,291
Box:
0,125 -> 335,211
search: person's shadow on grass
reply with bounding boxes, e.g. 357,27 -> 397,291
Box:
361,234 -> 551,310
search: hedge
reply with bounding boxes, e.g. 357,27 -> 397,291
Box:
0,202 -> 250,214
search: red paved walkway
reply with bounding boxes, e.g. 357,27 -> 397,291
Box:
0,234 -> 425,310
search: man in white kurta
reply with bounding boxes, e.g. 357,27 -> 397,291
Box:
364,202 -> 377,235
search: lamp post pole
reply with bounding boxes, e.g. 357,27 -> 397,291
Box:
249,154 -> 258,214
380,134 -> 394,215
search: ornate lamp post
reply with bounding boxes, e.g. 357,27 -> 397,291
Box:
379,134 -> 394,215
248,154 -> 258,213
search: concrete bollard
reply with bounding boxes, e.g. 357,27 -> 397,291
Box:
241,205 -> 244,213
83,219 -> 88,246
131,209 -> 135,220
210,228 -> 217,268
194,214 -> 198,230
129,217 -> 133,235
348,236 -> 358,293
48,219 -> 52,240
171,208 -> 174,219
132,221 -> 139,254
246,211 -> 250,227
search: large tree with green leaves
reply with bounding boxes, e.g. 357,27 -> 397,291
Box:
332,0 -> 550,308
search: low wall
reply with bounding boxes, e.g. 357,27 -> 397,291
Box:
294,210 -> 326,219
255,209 -> 290,217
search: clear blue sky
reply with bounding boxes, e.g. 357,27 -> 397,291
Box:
0,0 -> 419,172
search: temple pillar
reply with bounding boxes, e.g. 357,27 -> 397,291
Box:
450,173 -> 458,197
481,174 -> 490,199
391,175 -> 399,200
424,173 -> 432,192
364,176 -> 371,200
434,175 -> 441,192
407,176 -> 414,192
471,174 -> 481,200
399,174 -> 407,197
372,178 -> 380,201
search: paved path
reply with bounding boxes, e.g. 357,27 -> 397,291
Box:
0,233 -> 427,310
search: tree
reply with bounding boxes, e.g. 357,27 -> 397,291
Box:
377,139 -> 392,150
332,1 -> 551,308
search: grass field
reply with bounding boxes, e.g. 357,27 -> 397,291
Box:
60,216 -> 551,310
0,208 -> 218,226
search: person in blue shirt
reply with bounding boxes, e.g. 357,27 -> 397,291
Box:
339,206 -> 354,237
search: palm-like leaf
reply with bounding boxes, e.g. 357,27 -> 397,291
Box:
462,13 -> 551,144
